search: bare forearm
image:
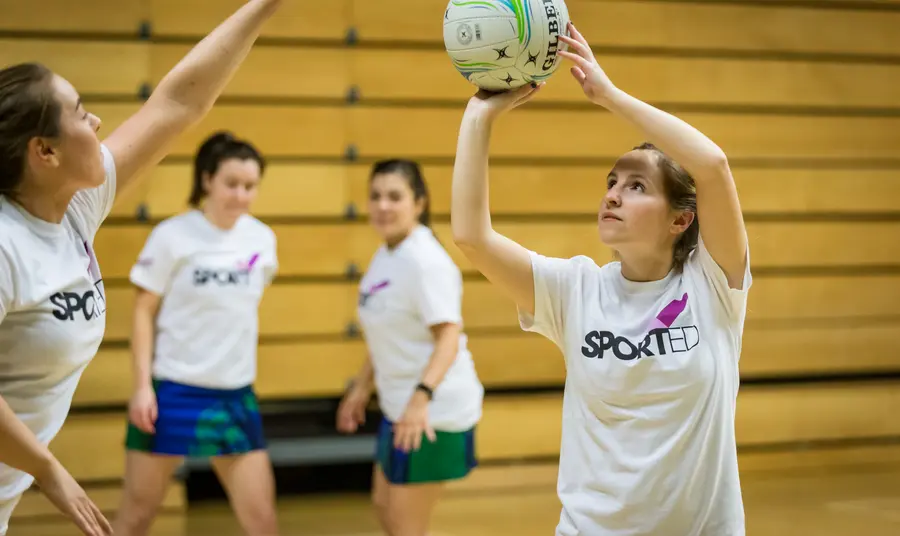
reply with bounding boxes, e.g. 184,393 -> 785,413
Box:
601,88 -> 728,178
450,107 -> 536,315
451,111 -> 495,246
130,309 -> 155,391
152,0 -> 281,118
352,355 -> 375,394
420,336 -> 459,389
0,396 -> 54,479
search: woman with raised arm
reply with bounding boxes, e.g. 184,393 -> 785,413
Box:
0,1 -> 282,534
451,22 -> 751,536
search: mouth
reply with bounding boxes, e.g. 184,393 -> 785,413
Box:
601,212 -> 622,222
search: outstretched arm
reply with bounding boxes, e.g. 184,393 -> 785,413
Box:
451,85 -> 544,316
559,23 -> 748,289
104,0 -> 282,196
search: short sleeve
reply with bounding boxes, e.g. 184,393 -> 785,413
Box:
413,260 -> 463,327
0,251 -> 13,323
263,229 -> 279,287
517,252 -> 584,349
68,144 -> 118,240
687,234 -> 753,321
129,224 -> 177,296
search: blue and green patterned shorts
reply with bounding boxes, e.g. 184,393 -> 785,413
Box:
376,416 -> 478,485
125,379 -> 266,457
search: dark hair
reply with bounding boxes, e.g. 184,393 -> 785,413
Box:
189,131 -> 266,207
369,159 -> 431,227
0,63 -> 61,197
634,142 -> 699,273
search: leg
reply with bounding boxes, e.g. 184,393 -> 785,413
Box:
112,451 -> 183,536
372,465 -> 394,536
374,418 -> 478,536
385,481 -> 443,536
210,450 -> 279,536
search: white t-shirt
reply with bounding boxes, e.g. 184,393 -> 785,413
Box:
0,145 -> 117,534
519,236 -> 751,536
129,210 -> 278,390
357,225 -> 484,432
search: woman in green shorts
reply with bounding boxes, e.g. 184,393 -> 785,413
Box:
113,131 -> 279,535
337,159 -> 484,535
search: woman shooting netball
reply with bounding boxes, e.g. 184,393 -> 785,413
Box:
450,22 -> 751,536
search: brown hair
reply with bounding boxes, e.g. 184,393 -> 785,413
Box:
0,63 -> 61,197
634,142 -> 698,273
370,159 -> 431,227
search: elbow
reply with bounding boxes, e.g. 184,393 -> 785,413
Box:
710,150 -> 729,171
452,230 -> 485,253
148,91 -> 209,129
450,219 -> 490,251
691,150 -> 731,183
704,149 -> 730,174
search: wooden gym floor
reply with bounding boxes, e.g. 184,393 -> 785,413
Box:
10,462 -> 900,535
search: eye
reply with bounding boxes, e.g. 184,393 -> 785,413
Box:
606,178 -> 616,189
630,181 -> 645,192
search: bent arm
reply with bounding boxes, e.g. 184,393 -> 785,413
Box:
420,323 -> 461,390
130,288 -> 161,392
350,355 -> 375,396
451,110 -> 536,315
104,0 -> 282,195
601,88 -> 748,288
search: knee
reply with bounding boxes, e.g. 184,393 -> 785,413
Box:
371,492 -> 393,534
386,507 -> 427,536
114,493 -> 161,536
240,504 -> 279,536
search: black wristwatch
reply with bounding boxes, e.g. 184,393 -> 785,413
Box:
416,382 -> 434,400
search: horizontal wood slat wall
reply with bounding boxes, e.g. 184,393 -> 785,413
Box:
94,221 -> 900,280
3,0 -> 900,474
54,379 -> 900,482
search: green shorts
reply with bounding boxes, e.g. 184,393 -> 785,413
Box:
376,416 -> 478,485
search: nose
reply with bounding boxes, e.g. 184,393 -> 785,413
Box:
90,113 -> 102,133
375,199 -> 392,212
603,186 -> 621,208
236,189 -> 252,204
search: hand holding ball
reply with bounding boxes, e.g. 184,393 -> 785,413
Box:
443,0 -> 571,92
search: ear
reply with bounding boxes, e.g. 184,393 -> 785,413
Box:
670,210 -> 695,235
202,171 -> 214,193
413,195 -> 427,219
28,137 -> 60,169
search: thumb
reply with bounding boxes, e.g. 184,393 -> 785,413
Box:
426,425 -> 437,443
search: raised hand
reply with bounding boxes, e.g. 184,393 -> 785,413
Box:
558,22 -> 618,107
464,83 -> 544,121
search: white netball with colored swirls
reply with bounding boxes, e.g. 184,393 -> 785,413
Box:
443,0 -> 570,91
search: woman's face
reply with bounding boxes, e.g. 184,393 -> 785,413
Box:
39,75 -> 104,191
203,158 -> 262,220
368,172 -> 424,244
598,149 -> 684,255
